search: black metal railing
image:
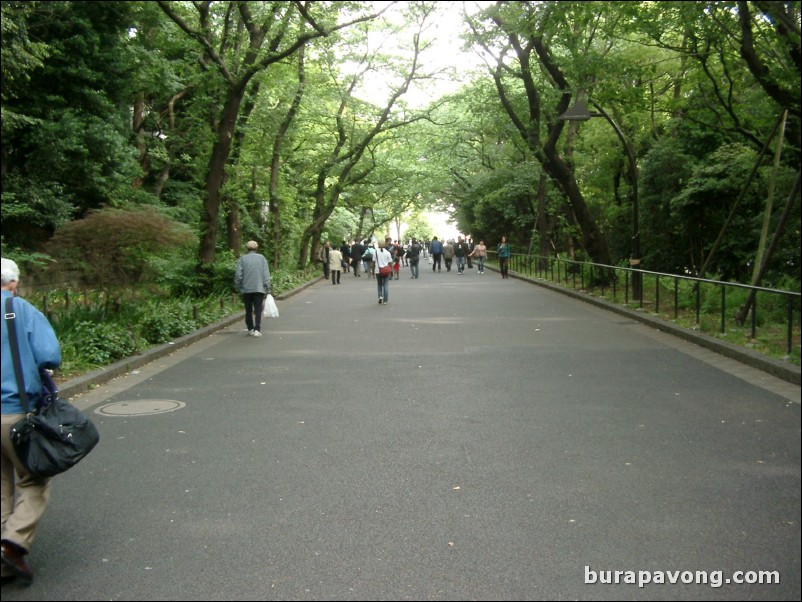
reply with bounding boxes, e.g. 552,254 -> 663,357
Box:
487,251 -> 801,358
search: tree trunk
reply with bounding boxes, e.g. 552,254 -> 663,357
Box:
736,170 -> 800,325
132,91 -> 147,189
536,174 -> 552,269
542,147 -> 612,265
198,89 -> 244,270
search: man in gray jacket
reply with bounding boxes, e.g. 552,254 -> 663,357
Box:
235,241 -> 271,337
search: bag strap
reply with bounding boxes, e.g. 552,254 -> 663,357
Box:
4,296 -> 30,414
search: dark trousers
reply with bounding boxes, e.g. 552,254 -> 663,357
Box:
243,292 -> 265,332
432,254 -> 442,271
499,258 -> 509,278
331,270 -> 341,284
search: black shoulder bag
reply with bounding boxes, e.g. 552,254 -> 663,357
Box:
5,297 -> 99,478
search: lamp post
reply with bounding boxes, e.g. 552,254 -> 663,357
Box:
558,98 -> 641,300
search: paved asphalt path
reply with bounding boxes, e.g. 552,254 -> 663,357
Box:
3,263 -> 800,601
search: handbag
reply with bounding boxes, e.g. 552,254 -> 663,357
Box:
263,293 -> 279,318
376,249 -> 392,277
5,297 -> 99,479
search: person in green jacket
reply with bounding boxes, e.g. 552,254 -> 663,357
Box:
497,236 -> 510,279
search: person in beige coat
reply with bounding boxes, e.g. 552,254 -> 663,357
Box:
328,246 -> 343,285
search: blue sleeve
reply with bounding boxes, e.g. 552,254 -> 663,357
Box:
2,296 -> 61,413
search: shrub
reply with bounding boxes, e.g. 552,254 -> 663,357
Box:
60,320 -> 143,369
44,207 -> 194,289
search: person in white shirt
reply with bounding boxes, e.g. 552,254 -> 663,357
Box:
373,241 -> 394,304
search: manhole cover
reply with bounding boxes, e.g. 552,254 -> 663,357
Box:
95,400 -> 186,417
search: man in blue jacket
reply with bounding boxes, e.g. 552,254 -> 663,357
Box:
429,237 -> 443,272
1,257 -> 62,584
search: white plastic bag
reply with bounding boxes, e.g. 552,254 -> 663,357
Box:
263,294 -> 279,318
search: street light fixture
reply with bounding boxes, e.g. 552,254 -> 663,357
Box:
558,98 -> 642,300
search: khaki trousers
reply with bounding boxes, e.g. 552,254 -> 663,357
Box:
1,413 -> 50,552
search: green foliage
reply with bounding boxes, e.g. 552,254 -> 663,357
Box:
45,207 -> 194,288
146,248 -> 236,297
0,2 -> 49,102
2,1 -> 798,300
1,1 -> 145,250
136,301 -> 200,344
61,320 -> 143,368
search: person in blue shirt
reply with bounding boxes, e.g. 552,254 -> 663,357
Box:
1,257 -> 62,584
429,237 -> 444,272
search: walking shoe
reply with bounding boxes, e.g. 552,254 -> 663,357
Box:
248,329 -> 255,336
1,541 -> 33,585
378,297 -> 383,304
252,330 -> 262,337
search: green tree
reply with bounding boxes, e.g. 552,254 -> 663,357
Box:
156,1 -> 388,279
1,1 -> 142,251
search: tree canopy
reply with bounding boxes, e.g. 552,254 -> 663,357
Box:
1,0 -> 799,290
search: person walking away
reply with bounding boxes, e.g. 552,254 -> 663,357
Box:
406,239 -> 422,278
1,258 -> 62,585
235,241 -> 271,337
429,237 -> 443,272
466,238 -> 474,269
469,240 -> 488,274
362,241 -> 375,278
339,241 -> 351,273
350,240 -> 364,277
329,246 -> 343,285
393,243 -> 403,280
497,236 -> 511,279
374,241 -> 394,304
443,240 -> 455,272
454,236 -> 469,275
317,241 -> 331,281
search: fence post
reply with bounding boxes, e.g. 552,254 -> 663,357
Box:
625,272 -> 630,305
721,286 -> 726,334
788,296 -> 793,355
640,275 -> 644,309
655,276 -> 660,314
612,269 -> 617,302
674,278 -> 679,320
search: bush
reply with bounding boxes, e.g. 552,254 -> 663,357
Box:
44,207 -> 194,289
137,301 -> 198,344
60,320 -> 143,370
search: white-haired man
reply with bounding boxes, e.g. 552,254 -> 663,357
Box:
1,258 -> 61,584
234,241 -> 271,337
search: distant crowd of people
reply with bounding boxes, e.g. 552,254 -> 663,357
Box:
316,235 -> 513,295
